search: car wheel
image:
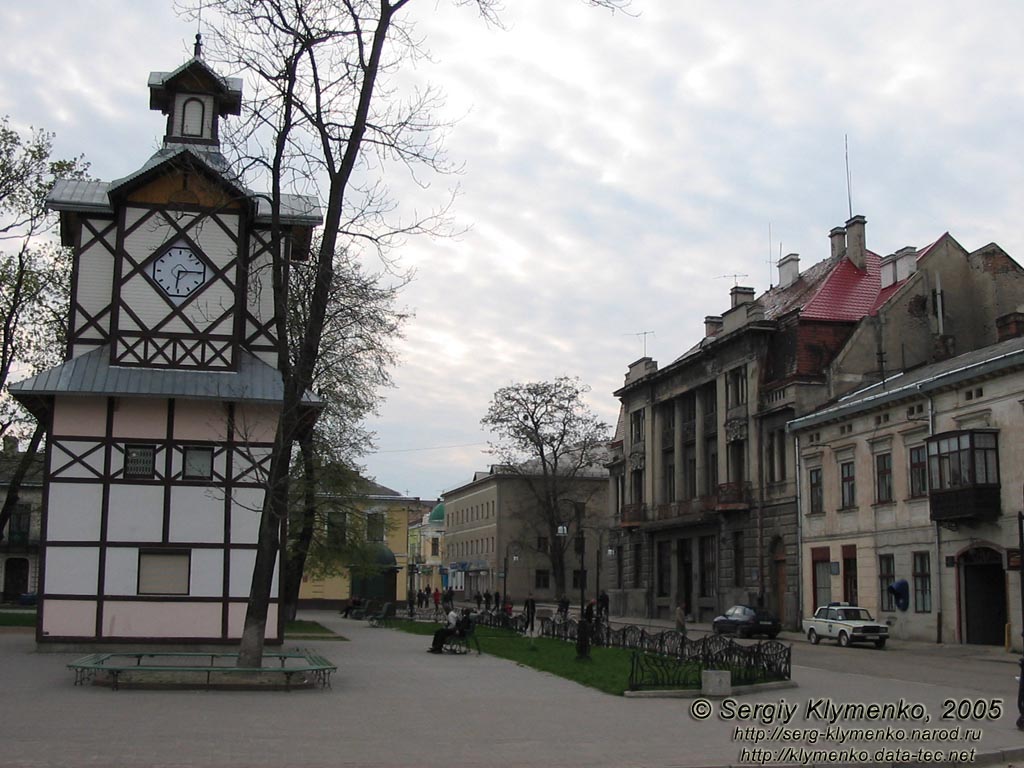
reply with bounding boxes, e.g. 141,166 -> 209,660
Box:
874,639 -> 886,649
838,631 -> 850,647
807,629 -> 819,645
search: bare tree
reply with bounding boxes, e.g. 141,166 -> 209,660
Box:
187,0 -> 629,665
481,377 -> 610,597
0,118 -> 87,539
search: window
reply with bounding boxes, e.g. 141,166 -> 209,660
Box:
536,536 -> 549,553
726,366 -> 747,408
927,430 -> 999,490
366,512 -> 385,542
840,461 -> 856,508
808,468 -> 823,514
879,554 -> 895,611
683,444 -> 697,499
535,570 -> 550,589
767,429 -> 787,483
138,551 -> 190,595
733,532 -> 744,587
874,453 -> 892,504
811,547 -> 831,610
909,445 -> 928,497
727,440 -> 746,484
664,461 -> 676,502
430,538 -> 439,557
842,545 -> 857,605
183,446 -> 214,480
125,445 -> 156,479
699,535 -> 716,597
572,569 -> 588,590
656,540 -> 671,597
181,97 -> 205,137
630,409 -> 645,444
913,552 -> 931,613
327,510 -> 346,547
632,540 -> 643,589
630,468 -> 644,504
704,438 -> 718,495
9,504 -> 31,544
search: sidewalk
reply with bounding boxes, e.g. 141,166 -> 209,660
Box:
1,610 -> 1021,767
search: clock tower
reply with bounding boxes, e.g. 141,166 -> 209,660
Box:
11,40 -> 321,645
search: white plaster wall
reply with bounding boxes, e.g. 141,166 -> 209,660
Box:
229,550 -> 278,597
233,406 -> 279,444
190,549 -> 224,597
52,398 -> 106,436
102,601 -> 222,638
173,400 -> 227,441
107,485 -> 164,541
227,601 -> 279,639
45,547 -> 99,595
230,488 -> 263,544
103,547 -> 139,595
49,440 -> 104,480
41,600 -> 96,638
168,486 -> 224,543
112,398 -> 167,439
73,221 -> 114,342
47,484 -> 102,541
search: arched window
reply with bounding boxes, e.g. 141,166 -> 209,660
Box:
181,97 -> 205,137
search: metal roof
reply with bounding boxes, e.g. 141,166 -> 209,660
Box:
107,145 -> 244,198
8,345 -> 322,409
787,335 -> 1024,432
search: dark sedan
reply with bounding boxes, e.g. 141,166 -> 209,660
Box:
712,605 -> 781,639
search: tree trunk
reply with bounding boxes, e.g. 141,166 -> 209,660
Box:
281,428 -> 317,622
0,422 -> 44,541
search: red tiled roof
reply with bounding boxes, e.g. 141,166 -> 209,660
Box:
801,251 -> 882,321
870,279 -> 906,315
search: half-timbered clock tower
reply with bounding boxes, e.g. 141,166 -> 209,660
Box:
11,39 -> 320,645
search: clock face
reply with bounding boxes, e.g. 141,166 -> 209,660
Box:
151,245 -> 208,302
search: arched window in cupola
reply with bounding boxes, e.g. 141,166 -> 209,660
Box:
181,97 -> 206,138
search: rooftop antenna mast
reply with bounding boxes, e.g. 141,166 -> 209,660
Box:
845,134 -> 854,219
715,273 -> 749,286
768,223 -> 774,287
625,331 -> 655,357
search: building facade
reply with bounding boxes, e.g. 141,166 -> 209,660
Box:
9,45 -> 320,644
443,466 -> 609,604
790,334 -> 1024,648
0,437 -> 43,602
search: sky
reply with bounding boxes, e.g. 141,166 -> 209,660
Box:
3,1 -> 1024,501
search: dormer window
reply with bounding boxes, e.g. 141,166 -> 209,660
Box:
181,97 -> 206,137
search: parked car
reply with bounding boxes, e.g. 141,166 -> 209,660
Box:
712,605 -> 781,639
802,603 -> 888,648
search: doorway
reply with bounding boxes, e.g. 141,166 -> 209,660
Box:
676,538 -> 692,614
2,558 -> 29,602
960,547 -> 1006,645
771,538 -> 786,622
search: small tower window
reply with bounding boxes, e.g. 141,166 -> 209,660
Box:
181,97 -> 206,137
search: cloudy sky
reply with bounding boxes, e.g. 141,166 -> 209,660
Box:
3,1 -> 1024,500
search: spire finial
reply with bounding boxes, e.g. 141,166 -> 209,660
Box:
194,32 -> 203,58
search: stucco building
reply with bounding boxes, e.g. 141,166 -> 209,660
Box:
0,437 -> 43,602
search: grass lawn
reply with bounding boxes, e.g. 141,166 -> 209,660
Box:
0,612 -> 35,627
392,619 -> 638,695
284,619 -> 347,640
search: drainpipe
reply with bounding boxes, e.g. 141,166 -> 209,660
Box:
757,415 -> 765,608
923,390 -> 942,644
794,433 -> 803,632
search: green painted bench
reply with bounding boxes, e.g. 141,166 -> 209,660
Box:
68,649 -> 336,691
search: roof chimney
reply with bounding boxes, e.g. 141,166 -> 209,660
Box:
730,286 -> 756,308
778,253 -> 800,288
845,215 -> 867,270
2,435 -> 17,455
705,315 -> 723,337
829,226 -> 846,260
997,312 -> 1024,342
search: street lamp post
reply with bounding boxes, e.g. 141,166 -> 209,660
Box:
502,542 -> 519,614
557,500 -> 590,659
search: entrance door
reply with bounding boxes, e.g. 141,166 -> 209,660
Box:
772,539 -> 786,622
961,547 -> 1006,645
676,539 -> 692,613
2,558 -> 29,602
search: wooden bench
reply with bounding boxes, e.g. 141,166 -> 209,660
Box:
67,650 -> 337,691
367,602 -> 395,628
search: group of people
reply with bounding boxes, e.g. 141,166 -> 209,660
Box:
428,607 -> 474,653
413,586 -> 456,612
471,590 -> 511,614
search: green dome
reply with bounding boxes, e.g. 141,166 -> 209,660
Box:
428,502 -> 445,523
368,542 -> 397,568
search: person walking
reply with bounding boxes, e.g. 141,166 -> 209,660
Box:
598,590 -> 610,621
474,591 -> 482,611
484,591 -> 492,611
675,602 -> 688,639
523,593 -> 537,633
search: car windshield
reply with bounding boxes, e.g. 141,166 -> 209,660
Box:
838,608 -> 873,621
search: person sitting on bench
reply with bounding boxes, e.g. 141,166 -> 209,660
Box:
428,608 -> 468,653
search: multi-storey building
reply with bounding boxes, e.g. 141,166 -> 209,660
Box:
9,43 -> 320,644
0,437 -> 43,602
443,465 -> 609,604
408,501 -> 446,594
789,332 -> 1024,648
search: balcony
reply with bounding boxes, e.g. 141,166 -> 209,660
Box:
929,486 -> 1001,523
620,503 -> 646,527
716,481 -> 753,510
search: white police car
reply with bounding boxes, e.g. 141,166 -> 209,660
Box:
802,603 -> 888,649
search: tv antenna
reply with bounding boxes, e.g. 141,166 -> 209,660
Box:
625,330 -> 655,357
715,273 -> 749,286
845,133 -> 854,219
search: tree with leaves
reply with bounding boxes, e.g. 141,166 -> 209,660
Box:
481,377 -> 610,598
188,0 -> 629,665
0,118 -> 88,540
